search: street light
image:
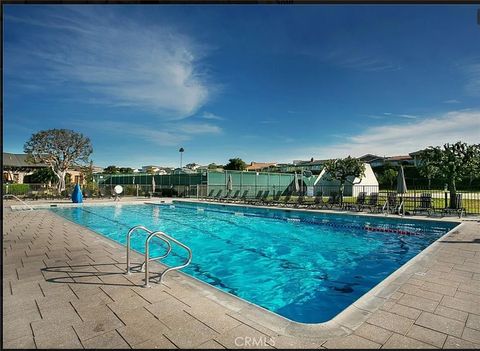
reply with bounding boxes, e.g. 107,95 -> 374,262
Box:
179,147 -> 184,168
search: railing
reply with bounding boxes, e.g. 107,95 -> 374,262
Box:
125,225 -> 192,287
3,194 -> 34,210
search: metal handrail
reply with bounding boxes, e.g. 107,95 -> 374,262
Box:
126,225 -> 172,275
3,194 -> 34,210
145,230 -> 192,287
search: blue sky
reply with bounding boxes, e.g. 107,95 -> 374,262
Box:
4,4 -> 480,168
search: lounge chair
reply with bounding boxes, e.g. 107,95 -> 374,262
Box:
209,189 -> 223,202
359,192 -> 380,213
245,191 -> 263,205
326,192 -> 341,209
413,193 -> 435,216
204,189 -> 215,200
343,192 -> 366,212
232,190 -> 249,203
255,190 -> 270,206
441,193 -> 466,218
220,190 -> 240,203
307,192 -> 325,209
265,191 -> 282,206
291,195 -> 307,208
382,192 -> 399,214
276,193 -> 292,207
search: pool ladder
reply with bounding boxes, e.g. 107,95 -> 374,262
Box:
125,225 -> 192,288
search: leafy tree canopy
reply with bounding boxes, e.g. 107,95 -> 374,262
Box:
24,129 -> 92,192
323,156 -> 366,202
103,165 -> 118,174
23,167 -> 57,184
224,158 -> 247,171
418,141 -> 480,207
323,156 -> 366,184
118,167 -> 134,174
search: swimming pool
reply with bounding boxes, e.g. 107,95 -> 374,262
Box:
51,201 -> 458,323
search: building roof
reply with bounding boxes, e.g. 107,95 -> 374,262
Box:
357,154 -> 382,162
3,153 -> 47,169
385,155 -> 412,161
245,162 -> 277,171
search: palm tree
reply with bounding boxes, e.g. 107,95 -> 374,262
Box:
179,147 -> 184,168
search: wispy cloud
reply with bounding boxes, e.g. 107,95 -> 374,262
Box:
200,111 -> 224,120
5,8 -> 214,119
292,109 -> 480,159
321,49 -> 401,72
73,119 -> 221,146
366,112 -> 418,120
443,99 -> 461,104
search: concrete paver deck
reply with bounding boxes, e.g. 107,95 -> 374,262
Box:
3,200 -> 480,349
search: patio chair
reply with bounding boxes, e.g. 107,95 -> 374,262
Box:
220,190 -> 240,203
276,193 -> 292,207
307,192 -> 325,209
343,192 -> 367,212
359,192 -> 380,212
245,190 -> 263,205
232,190 -> 249,203
413,193 -> 435,216
326,192 -> 341,209
204,189 -> 215,200
256,190 -> 270,206
441,193 -> 466,218
264,191 -> 281,206
292,195 -> 307,208
210,189 -> 223,202
382,192 -> 399,214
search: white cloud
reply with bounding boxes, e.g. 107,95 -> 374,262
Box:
5,8 -> 213,119
443,99 -> 461,104
73,120 -> 221,146
320,49 -> 401,72
175,123 -> 222,134
201,112 -> 224,120
366,112 -> 418,120
291,109 -> 480,159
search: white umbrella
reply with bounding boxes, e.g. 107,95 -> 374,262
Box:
152,176 -> 156,193
227,174 -> 233,191
294,172 -> 300,193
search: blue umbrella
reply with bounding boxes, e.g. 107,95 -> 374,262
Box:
71,184 -> 83,203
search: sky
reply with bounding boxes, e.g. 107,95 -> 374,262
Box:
3,4 -> 480,168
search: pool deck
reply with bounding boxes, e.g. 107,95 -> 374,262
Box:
3,198 -> 480,349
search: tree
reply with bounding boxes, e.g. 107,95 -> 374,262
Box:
418,142 -> 480,208
104,165 -> 118,174
24,129 -> 93,193
381,168 -> 398,189
417,162 -> 439,190
322,156 -> 366,203
23,167 -> 57,184
224,158 -> 247,171
208,163 -> 221,169
118,167 -> 134,174
185,163 -> 198,170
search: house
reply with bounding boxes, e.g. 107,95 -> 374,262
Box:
3,153 -> 47,183
3,152 -> 96,185
245,162 -> 277,172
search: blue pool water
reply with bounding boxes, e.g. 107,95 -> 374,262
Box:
50,201 -> 458,323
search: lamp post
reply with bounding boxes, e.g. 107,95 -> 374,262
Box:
179,147 -> 184,168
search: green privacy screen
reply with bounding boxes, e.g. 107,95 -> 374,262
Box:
93,170 -> 301,197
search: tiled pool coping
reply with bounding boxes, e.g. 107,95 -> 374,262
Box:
4,199 -> 480,349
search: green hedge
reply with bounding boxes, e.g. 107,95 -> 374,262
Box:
3,184 -> 31,195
